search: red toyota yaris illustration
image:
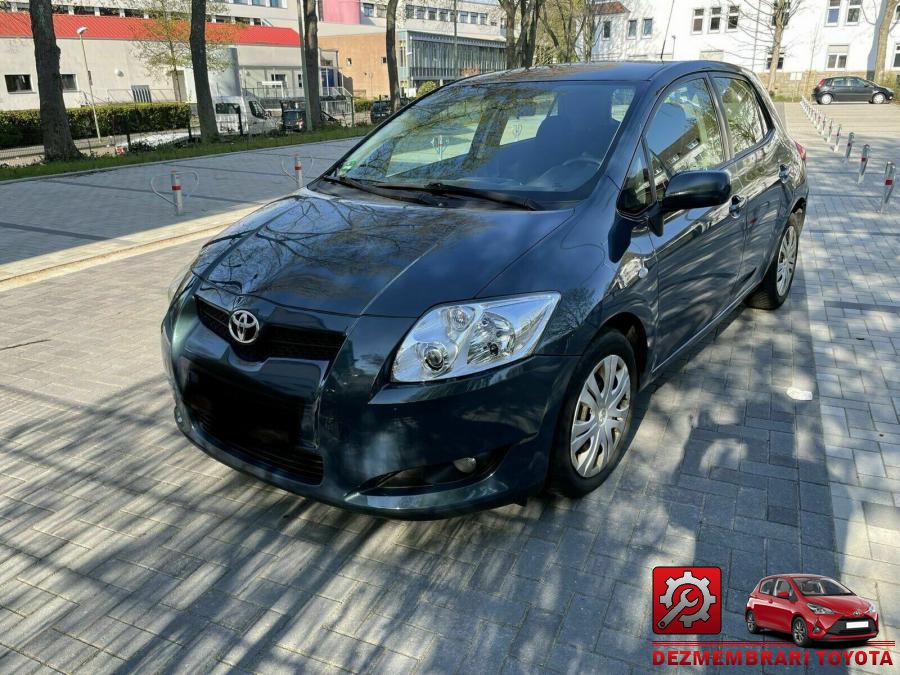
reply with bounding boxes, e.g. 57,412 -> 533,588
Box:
746,575 -> 879,647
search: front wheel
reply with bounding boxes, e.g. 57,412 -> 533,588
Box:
792,617 -> 813,647
819,93 -> 833,105
548,331 -> 637,498
746,213 -> 800,310
873,92 -> 886,104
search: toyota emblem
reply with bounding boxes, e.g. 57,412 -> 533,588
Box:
228,310 -> 260,344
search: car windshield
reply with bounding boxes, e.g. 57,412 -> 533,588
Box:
792,577 -> 854,596
335,80 -> 638,202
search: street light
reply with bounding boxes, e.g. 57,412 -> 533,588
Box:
76,26 -> 102,142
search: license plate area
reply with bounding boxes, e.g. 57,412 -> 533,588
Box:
845,621 -> 868,629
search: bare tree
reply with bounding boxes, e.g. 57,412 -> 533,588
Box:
498,0 -> 544,68
873,0 -> 899,82
766,1 -> 791,91
300,0 -> 322,130
735,0 -> 804,92
29,0 -> 81,160
539,0 -> 596,63
190,0 -> 218,142
385,0 -> 401,111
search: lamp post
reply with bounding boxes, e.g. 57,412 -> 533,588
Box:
76,26 -> 102,142
670,35 -> 676,61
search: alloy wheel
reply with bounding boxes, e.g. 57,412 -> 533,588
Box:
793,618 -> 807,645
874,93 -> 885,104
821,94 -> 832,105
747,612 -> 756,632
776,225 -> 797,297
570,354 -> 630,478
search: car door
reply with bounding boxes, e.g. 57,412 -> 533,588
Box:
830,78 -> 850,101
770,578 -> 799,632
753,577 -> 778,628
712,75 -> 788,296
644,76 -> 746,366
848,77 -> 873,101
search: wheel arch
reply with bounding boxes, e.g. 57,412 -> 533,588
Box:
597,311 -> 649,385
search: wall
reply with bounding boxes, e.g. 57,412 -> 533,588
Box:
319,31 -> 390,97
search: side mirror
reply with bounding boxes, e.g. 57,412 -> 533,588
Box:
777,591 -> 790,599
661,170 -> 731,212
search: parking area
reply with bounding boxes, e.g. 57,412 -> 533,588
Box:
0,103 -> 897,673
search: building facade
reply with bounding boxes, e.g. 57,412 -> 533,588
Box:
584,0 -> 900,92
1,0 -> 299,28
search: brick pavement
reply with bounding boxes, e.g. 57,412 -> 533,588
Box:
0,104 -> 897,673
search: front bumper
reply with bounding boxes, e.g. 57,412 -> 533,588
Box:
809,613 -> 879,641
162,288 -> 577,518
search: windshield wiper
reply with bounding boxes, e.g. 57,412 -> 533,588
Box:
320,175 -> 436,206
372,181 -> 541,211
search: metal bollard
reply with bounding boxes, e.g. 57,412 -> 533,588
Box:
858,144 -> 870,184
881,162 -> 895,213
832,124 -> 842,152
843,132 -> 854,163
826,119 -> 833,141
171,170 -> 183,215
293,154 -> 303,189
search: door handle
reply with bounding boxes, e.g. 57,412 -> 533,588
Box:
779,164 -> 790,183
729,194 -> 746,218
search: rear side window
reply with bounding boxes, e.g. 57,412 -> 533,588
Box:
714,77 -> 767,154
619,148 -> 652,214
645,78 -> 725,176
759,578 -> 774,595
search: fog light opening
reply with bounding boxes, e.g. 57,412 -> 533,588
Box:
453,457 -> 477,474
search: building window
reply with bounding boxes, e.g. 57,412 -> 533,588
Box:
428,7 -> 436,20
60,73 -> 78,91
4,74 -> 32,92
270,0 -> 284,7
459,11 -> 467,23
382,56 -> 388,64
233,0 -> 247,4
846,0 -> 860,24
415,6 -> 424,19
826,44 -> 848,69
346,57 -> 352,65
709,6 -> 721,31
692,8 -> 704,33
642,17 -> 652,37
98,7 -> 120,15
480,13 -> 486,24
766,49 -> 785,70
251,0 -> 264,5
727,4 -> 739,30
893,43 -> 900,68
362,2 -> 374,16
602,20 -> 611,39
826,0 -> 840,25
626,18 -> 637,38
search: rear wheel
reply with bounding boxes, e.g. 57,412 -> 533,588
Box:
548,331 -> 637,498
746,213 -> 800,310
873,92 -> 886,104
746,610 -> 761,634
819,93 -> 833,105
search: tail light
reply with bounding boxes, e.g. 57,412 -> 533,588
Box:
795,141 -> 806,162
817,79 -> 825,88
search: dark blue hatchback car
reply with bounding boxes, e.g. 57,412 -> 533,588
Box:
162,61 -> 808,518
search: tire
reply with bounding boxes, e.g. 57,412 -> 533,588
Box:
820,93 -> 833,105
793,617 -> 813,647
746,212 -> 801,310
746,610 -> 761,634
873,92 -> 886,104
548,331 -> 637,498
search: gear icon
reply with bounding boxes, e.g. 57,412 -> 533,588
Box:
659,570 -> 717,628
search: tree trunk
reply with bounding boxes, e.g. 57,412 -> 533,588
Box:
766,3 -> 785,93
29,0 -> 80,160
524,0 -> 540,67
499,1 -> 517,68
190,0 -> 219,143
385,0 -> 401,111
302,0 -> 322,131
874,0 -> 899,83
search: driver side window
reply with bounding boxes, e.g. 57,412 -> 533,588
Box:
644,78 -> 725,188
775,579 -> 794,599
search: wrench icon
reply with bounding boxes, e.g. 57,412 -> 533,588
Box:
657,588 -> 698,629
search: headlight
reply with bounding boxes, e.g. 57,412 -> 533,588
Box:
391,293 -> 560,382
867,601 -> 876,614
167,264 -> 194,303
806,602 -> 835,615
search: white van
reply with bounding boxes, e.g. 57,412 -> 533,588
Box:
214,95 -> 279,136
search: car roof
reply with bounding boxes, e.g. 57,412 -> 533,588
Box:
764,574 -> 828,579
461,60 -> 748,85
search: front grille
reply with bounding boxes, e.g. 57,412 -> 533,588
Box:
195,297 -> 344,363
827,618 -> 876,636
183,368 -> 323,485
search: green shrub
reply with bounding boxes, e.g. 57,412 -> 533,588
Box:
0,102 -> 191,149
416,81 -> 438,97
354,97 -> 375,113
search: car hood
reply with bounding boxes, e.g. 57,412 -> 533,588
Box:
195,190 -> 573,317
807,595 -> 871,615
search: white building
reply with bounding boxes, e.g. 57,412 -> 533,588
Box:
584,0 -> 900,90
